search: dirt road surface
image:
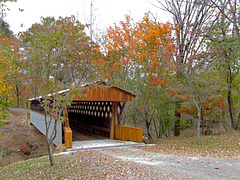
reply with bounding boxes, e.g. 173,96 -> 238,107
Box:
99,145 -> 240,179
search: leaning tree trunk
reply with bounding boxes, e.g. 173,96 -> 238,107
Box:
145,118 -> 153,143
47,140 -> 55,166
45,115 -> 58,166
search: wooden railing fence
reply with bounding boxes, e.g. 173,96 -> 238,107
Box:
115,125 -> 143,142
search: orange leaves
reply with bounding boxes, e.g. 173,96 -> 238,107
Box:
94,47 -> 100,52
105,12 -> 174,55
214,102 -> 227,109
179,95 -> 227,117
180,107 -> 196,115
148,77 -> 168,86
204,96 -> 227,110
170,90 -> 188,101
103,12 -> 174,83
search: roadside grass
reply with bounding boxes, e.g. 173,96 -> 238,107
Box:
0,152 -> 90,180
0,150 -> 146,180
138,131 -> 240,159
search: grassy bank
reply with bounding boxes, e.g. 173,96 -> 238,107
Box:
139,131 -> 240,159
0,150 -> 147,179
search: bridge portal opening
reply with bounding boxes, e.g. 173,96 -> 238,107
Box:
68,101 -> 113,141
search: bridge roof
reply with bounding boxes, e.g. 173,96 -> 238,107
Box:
28,81 -> 136,102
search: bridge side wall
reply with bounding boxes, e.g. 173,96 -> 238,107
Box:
30,110 -> 62,146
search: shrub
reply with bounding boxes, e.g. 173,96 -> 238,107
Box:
20,142 -> 30,154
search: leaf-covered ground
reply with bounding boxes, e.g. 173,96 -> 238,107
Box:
0,150 -> 183,179
1,131 -> 240,179
138,131 -> 240,160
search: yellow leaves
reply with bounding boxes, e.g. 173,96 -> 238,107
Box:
0,48 -> 14,121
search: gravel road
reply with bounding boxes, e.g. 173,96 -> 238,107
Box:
9,108 -> 29,115
99,146 -> 240,179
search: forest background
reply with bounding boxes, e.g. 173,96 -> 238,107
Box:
1,0 -> 240,145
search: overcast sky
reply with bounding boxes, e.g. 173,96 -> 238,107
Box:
5,0 -> 170,35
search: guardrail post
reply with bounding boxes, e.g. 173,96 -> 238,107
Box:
64,127 -> 72,148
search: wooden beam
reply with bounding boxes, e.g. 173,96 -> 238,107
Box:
64,127 -> 72,148
63,105 -> 69,127
117,102 -> 126,124
110,101 -> 118,139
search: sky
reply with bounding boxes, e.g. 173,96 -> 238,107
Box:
4,0 -> 170,35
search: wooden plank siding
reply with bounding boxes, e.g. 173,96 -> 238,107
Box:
115,125 -> 143,142
73,85 -> 135,102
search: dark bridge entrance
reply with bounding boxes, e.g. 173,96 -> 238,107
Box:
68,101 -> 113,139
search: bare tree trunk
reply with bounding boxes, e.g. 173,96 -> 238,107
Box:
228,87 -> 234,128
174,104 -> 181,136
45,115 -> 58,166
197,107 -> 201,145
227,82 -> 237,130
153,119 -> 159,139
159,118 -> 163,139
236,113 -> 240,130
15,85 -> 20,107
145,118 -> 153,143
201,107 -> 205,135
34,85 -> 38,97
46,140 -> 55,166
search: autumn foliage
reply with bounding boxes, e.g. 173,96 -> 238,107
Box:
0,34 -> 16,123
103,12 -> 174,84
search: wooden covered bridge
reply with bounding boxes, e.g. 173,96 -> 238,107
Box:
28,81 -> 143,148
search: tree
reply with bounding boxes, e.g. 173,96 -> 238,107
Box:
0,19 -> 13,36
0,49 -> 13,124
20,16 -> 101,166
103,13 -> 174,142
156,0 -> 215,136
183,52 -> 221,144
0,3 -> 21,134
0,29 -> 24,108
0,0 -> 17,123
206,0 -> 240,130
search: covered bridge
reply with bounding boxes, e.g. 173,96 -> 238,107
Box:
28,81 -> 143,148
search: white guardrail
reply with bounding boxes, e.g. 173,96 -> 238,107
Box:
30,110 -> 62,146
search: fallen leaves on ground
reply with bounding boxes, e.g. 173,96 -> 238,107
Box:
0,151 -> 164,179
137,131 -> 240,160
